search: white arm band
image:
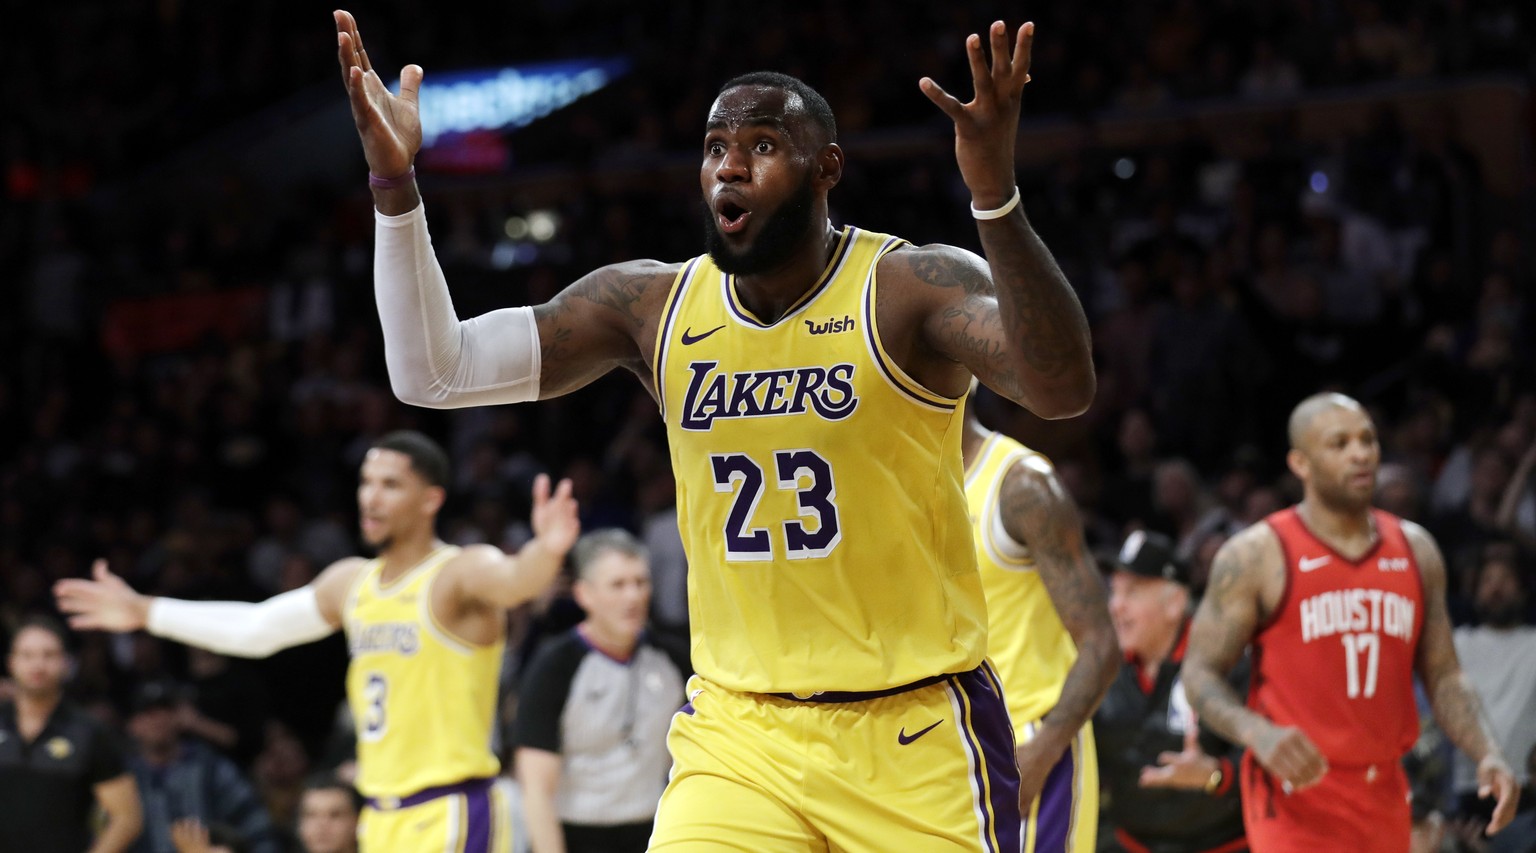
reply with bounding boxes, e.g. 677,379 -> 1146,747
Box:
146,587 -> 335,658
374,203 -> 541,408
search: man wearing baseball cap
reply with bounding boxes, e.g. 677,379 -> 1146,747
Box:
1093,531 -> 1250,853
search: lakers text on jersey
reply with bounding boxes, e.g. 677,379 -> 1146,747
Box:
653,227 -> 988,695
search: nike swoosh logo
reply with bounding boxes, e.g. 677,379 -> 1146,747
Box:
1299,555 -> 1332,572
898,720 -> 943,745
681,324 -> 726,345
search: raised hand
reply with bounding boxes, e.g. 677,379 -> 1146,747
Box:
530,473 -> 581,557
54,560 -> 152,633
919,20 -> 1035,209
335,9 -> 421,180
1252,722 -> 1328,791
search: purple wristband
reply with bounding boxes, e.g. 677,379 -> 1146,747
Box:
368,166 -> 415,189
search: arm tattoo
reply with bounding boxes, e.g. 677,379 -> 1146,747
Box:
533,265 -> 660,398
976,213 -> 1092,382
1183,530 -> 1272,748
573,267 -> 651,330
909,251 -> 994,296
1001,461 -> 1117,736
1409,523 -> 1502,763
904,231 -> 1093,415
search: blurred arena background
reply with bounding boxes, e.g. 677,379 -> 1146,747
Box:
3,2 -> 1534,851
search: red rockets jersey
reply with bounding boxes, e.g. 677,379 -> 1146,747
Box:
1249,507 -> 1425,767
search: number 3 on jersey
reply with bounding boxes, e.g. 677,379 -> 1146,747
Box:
712,449 -> 841,561
361,672 -> 388,741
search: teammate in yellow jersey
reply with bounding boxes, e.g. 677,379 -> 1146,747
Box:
54,431 -> 580,853
336,7 -> 1095,850
962,394 -> 1118,853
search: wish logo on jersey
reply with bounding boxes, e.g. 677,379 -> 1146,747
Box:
679,360 -> 858,431
805,315 -> 855,335
348,622 -> 421,656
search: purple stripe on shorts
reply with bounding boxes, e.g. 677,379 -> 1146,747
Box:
463,782 -> 492,853
959,665 -> 1022,853
1032,735 -> 1078,853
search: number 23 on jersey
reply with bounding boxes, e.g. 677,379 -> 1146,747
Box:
711,449 -> 841,561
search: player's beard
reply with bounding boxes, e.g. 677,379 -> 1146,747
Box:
1313,472 -> 1376,514
704,171 -> 817,276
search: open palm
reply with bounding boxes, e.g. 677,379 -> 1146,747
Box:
530,474 -> 581,556
335,9 -> 421,179
54,560 -> 150,633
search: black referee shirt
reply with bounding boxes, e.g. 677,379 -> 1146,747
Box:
0,700 -> 129,853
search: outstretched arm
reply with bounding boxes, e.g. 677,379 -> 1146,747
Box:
917,22 -> 1093,418
336,10 -> 664,407
995,455 -> 1117,806
446,474 -> 582,611
54,558 -> 357,658
1183,526 -> 1328,790
1405,521 -> 1518,835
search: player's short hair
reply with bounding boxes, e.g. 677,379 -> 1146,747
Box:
572,528 -> 650,582
369,430 -> 450,488
718,71 -> 837,144
303,773 -> 364,815
1286,392 -> 1367,449
7,614 -> 70,656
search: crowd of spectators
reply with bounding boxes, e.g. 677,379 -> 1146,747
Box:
3,2 -> 1534,851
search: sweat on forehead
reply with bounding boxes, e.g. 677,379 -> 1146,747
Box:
1287,392 -> 1368,448
709,87 -> 802,130
711,72 -> 838,143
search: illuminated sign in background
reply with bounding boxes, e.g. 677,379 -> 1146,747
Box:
397,57 -> 630,148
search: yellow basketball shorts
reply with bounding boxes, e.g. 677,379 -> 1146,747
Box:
1016,719 -> 1098,853
357,777 -> 514,853
650,664 -> 1021,852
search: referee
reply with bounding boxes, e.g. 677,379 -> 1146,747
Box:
514,530 -> 689,853
0,616 -> 142,852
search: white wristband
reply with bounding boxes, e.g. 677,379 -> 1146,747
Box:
971,186 -> 1022,220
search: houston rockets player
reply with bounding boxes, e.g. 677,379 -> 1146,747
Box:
336,8 -> 1095,851
1181,393 -> 1518,852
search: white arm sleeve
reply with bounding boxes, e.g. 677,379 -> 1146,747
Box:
146,587 -> 336,658
374,203 -> 541,408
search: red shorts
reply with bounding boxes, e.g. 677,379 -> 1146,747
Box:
1240,752 -> 1411,853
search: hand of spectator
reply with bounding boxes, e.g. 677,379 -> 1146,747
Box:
53,560 -> 152,633
334,10 -> 420,180
1251,722 -> 1327,791
918,20 -> 1033,209
1139,721 -> 1221,791
1477,754 -> 1519,834
529,474 -> 581,558
170,818 -> 213,853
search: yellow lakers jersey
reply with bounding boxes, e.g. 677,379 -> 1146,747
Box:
653,226 -> 988,694
343,546 -> 503,797
966,431 -> 1078,730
